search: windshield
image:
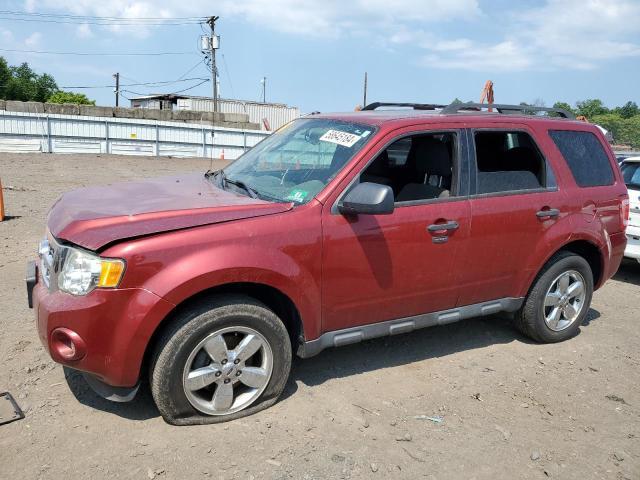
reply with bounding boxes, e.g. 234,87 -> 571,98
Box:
621,162 -> 640,190
219,118 -> 375,204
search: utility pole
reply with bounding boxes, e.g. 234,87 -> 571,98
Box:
261,76 -> 266,103
363,72 -> 368,108
206,16 -> 220,115
113,72 -> 120,107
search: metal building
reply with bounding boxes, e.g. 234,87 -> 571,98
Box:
130,95 -> 300,131
0,110 -> 269,160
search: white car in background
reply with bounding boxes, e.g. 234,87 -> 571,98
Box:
621,156 -> 640,263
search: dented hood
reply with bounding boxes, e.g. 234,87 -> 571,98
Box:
47,173 -> 293,250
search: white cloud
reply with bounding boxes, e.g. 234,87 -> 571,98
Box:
517,0 -> 640,68
76,23 -> 93,38
396,0 -> 640,71
1,28 -> 14,43
26,0 -> 480,37
24,32 -> 42,47
213,0 -> 480,36
422,40 -> 534,71
21,0 -> 640,71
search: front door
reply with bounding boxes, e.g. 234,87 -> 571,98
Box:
321,127 -> 471,333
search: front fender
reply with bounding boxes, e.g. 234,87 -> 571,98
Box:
157,260 -> 321,340
104,206 -> 323,341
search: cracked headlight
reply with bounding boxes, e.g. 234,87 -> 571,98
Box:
58,247 -> 125,296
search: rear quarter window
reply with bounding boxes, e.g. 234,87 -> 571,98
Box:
549,130 -> 615,187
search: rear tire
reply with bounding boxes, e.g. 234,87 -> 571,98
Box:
515,251 -> 593,343
150,295 -> 292,425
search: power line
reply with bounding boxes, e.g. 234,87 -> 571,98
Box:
60,77 -> 209,89
177,59 -> 207,81
121,78 -> 210,97
0,10 -> 204,25
0,47 -> 197,57
170,79 -> 210,94
0,17 -> 202,25
221,53 -> 235,99
0,10 -> 204,20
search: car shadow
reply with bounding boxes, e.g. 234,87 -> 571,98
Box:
283,308 -> 601,399
63,308 -> 601,421
63,367 -> 160,421
613,259 -> 640,286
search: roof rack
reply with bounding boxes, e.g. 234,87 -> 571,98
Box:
362,102 -> 446,111
440,102 -> 576,119
362,101 -> 575,119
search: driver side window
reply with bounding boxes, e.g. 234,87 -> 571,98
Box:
361,132 -> 458,203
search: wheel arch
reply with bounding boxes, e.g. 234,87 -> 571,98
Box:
140,282 -> 305,380
523,239 -> 604,297
559,240 -> 604,288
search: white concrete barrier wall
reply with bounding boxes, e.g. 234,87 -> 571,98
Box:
0,111 -> 270,159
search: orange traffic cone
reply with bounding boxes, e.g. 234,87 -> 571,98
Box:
0,177 -> 5,222
220,149 -> 225,162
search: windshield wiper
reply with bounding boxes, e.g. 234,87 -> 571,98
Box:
225,177 -> 259,199
208,169 -> 258,199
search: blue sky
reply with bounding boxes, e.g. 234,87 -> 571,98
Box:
1,0 -> 639,113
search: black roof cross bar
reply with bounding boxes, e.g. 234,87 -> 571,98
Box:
363,102 -> 447,111
440,102 -> 576,119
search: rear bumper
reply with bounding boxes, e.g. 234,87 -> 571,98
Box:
33,272 -> 175,387
624,224 -> 640,261
602,231 -> 628,286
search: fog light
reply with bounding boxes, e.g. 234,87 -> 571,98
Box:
50,328 -> 86,361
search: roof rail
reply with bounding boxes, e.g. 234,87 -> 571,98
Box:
362,102 -> 446,111
440,102 -> 575,119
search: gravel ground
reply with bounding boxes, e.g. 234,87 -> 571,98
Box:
0,152 -> 638,480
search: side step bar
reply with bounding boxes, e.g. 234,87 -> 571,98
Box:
297,297 -> 523,358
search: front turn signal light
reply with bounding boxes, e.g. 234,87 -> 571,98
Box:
98,259 -> 126,288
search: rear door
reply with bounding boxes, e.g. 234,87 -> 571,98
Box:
456,125 -> 569,306
321,125 -> 471,333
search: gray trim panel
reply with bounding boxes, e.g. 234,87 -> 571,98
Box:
297,297 -> 523,358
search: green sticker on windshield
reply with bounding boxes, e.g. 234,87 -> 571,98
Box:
285,189 -> 309,203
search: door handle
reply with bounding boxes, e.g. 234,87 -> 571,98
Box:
536,208 -> 560,219
427,221 -> 460,233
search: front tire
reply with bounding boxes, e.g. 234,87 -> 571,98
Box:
150,295 -> 292,425
515,251 -> 594,343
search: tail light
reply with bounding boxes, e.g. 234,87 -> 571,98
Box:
621,195 -> 630,229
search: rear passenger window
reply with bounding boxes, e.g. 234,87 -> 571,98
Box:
549,130 -> 614,187
473,131 -> 548,194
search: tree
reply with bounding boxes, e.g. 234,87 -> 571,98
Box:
48,91 -> 95,105
552,102 -> 576,116
519,102 -> 536,115
0,57 -> 58,102
591,113 -> 640,149
35,73 -> 58,102
616,101 -> 639,120
0,57 -> 11,93
575,99 -> 609,120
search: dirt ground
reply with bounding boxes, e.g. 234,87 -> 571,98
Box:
0,152 -> 638,480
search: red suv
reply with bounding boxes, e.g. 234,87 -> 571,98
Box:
27,102 -> 629,424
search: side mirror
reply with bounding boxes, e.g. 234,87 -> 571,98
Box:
338,182 -> 395,215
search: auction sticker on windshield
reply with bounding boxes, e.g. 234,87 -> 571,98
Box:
320,130 -> 362,148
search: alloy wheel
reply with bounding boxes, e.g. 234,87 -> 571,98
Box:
182,326 -> 273,416
543,270 -> 587,331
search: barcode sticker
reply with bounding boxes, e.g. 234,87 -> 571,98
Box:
319,130 -> 361,148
